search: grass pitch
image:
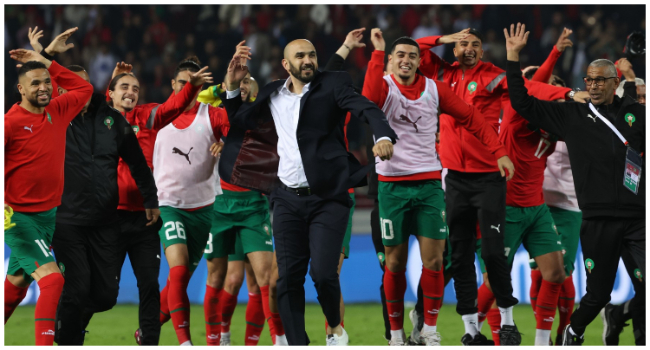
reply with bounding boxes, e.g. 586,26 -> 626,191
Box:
5,303 -> 635,345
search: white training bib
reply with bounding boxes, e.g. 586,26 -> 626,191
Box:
153,103 -> 218,208
376,76 -> 442,176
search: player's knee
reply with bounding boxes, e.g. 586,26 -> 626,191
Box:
206,271 -> 225,289
225,274 -> 244,295
545,268 -> 565,284
422,256 -> 443,271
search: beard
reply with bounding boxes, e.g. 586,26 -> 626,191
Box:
289,62 -> 316,84
27,94 -> 51,107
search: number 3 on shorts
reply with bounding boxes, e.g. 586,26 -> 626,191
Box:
204,233 -> 213,254
164,221 -> 186,241
381,218 -> 394,240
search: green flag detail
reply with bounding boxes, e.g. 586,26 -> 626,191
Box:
104,116 -> 114,130
47,112 -> 52,124
585,258 -> 595,273
625,113 -> 636,127
634,268 -> 642,282
132,125 -> 140,135
468,81 -> 478,94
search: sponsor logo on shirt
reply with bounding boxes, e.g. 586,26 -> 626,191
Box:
172,147 -> 193,165
399,115 -> 422,132
24,125 -> 33,133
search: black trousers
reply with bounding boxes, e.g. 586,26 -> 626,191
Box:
270,186 -> 351,345
445,170 -> 518,315
116,210 -> 163,346
620,247 -> 646,345
370,198 -> 392,341
52,222 -> 122,345
570,218 -> 645,336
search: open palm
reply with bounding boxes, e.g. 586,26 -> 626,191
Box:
504,23 -> 529,54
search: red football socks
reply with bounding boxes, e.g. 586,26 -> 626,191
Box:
5,277 -> 29,324
220,290 -> 238,333
477,283 -> 495,324
530,269 -> 543,314
535,279 -> 562,330
557,276 -> 576,337
383,268 -> 407,330
160,281 -> 171,325
244,293 -> 265,345
168,266 -> 191,344
204,285 -> 222,345
34,273 -> 64,345
259,285 -> 277,341
421,267 -> 444,327
487,308 -> 502,345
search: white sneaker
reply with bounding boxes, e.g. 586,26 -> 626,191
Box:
408,309 -> 424,345
274,334 -> 289,346
180,340 -> 193,346
326,327 -> 349,346
421,330 -> 442,346
220,332 -> 231,346
389,330 -> 406,346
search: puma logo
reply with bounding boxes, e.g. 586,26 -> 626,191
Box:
399,115 -> 423,132
586,114 -> 597,122
24,125 -> 33,133
451,82 -> 457,88
172,147 -> 193,164
491,224 -> 501,233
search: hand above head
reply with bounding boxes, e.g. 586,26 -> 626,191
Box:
189,66 -> 214,87
370,28 -> 386,51
44,27 -> 78,56
504,22 -> 530,61
373,139 -> 394,161
344,28 -> 367,50
225,41 -> 251,91
497,155 -> 515,181
615,58 -> 635,81
112,61 -> 133,79
438,28 -> 471,45
9,49 -> 51,68
555,27 -> 574,52
28,26 -> 44,53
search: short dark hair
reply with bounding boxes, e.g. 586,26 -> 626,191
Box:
17,61 -> 48,78
523,67 -> 539,80
175,56 -> 202,79
389,36 -> 421,55
467,28 -> 484,43
107,72 -> 137,107
67,65 -> 86,73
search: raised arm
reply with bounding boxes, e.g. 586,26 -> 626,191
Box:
361,28 -> 389,107
505,23 -> 578,138
416,29 -> 469,80
325,28 -> 367,71
532,28 -> 572,83
221,41 -> 257,129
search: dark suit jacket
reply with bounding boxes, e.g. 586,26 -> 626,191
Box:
218,70 -> 397,198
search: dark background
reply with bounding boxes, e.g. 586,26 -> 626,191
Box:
5,4 -> 645,163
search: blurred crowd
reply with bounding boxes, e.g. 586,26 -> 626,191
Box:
4,4 -> 646,153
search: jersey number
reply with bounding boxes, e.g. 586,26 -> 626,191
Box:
35,239 -> 51,257
504,247 -> 511,257
164,221 -> 186,241
381,218 -> 394,240
204,233 -> 213,254
534,137 -> 552,158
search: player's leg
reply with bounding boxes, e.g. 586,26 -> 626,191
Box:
444,171 -> 483,344
379,181 -> 412,345
245,249 -> 275,345
565,219 -> 623,344
268,250 -> 286,344
51,222 -> 92,345
307,192 -> 350,345
243,261 -> 265,346
221,258 -> 246,343
119,210 -> 163,346
549,206 -> 581,345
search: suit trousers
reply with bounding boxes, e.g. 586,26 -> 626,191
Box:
445,170 -> 518,315
570,218 -> 645,336
270,186 -> 351,345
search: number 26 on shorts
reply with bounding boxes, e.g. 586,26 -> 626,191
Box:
164,221 -> 186,240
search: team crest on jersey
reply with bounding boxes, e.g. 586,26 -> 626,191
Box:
468,81 -> 478,94
104,116 -> 114,130
132,125 -> 140,135
634,268 -> 643,282
263,224 -> 271,236
585,258 -> 595,273
625,113 -> 636,127
195,124 -> 204,133
377,252 -> 385,265
47,112 -> 52,124
58,262 -> 65,276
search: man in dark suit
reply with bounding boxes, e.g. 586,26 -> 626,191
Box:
218,40 -> 397,345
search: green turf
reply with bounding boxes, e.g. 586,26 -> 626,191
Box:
5,303 -> 635,345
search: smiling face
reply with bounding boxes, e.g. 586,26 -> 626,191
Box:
585,65 -> 619,106
109,74 -> 140,112
389,44 -> 421,84
282,40 -> 318,85
239,72 -> 253,101
453,34 -> 483,69
18,68 -> 53,108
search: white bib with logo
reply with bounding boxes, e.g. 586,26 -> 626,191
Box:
153,103 -> 218,208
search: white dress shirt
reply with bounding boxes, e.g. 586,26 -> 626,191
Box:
227,77 -> 310,188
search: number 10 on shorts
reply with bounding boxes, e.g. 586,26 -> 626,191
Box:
165,221 -> 186,240
381,218 -> 394,240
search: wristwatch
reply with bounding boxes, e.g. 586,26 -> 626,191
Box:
566,90 -> 576,101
